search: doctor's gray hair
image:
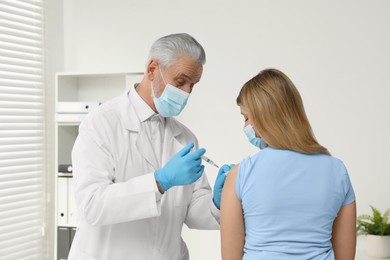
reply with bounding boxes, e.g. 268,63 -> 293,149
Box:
149,33 -> 206,69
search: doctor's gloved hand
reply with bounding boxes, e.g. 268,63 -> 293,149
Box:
155,143 -> 206,192
213,164 -> 235,209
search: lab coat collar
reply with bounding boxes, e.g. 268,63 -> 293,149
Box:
129,84 -> 156,123
121,84 -> 155,132
123,85 -> 183,137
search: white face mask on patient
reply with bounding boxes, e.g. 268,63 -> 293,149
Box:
243,124 -> 268,149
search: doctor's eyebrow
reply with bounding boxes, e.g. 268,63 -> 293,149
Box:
175,73 -> 200,84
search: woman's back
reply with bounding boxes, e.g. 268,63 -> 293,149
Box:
221,68 -> 356,260
236,148 -> 355,259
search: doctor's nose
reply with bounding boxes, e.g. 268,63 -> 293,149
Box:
180,84 -> 193,94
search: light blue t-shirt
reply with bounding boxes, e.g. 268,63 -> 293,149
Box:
236,148 -> 355,260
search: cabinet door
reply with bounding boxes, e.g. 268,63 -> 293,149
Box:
57,177 -> 69,226
68,178 -> 77,226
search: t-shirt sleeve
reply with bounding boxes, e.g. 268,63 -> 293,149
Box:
341,164 -> 356,206
236,157 -> 250,202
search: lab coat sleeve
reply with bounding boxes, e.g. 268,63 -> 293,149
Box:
72,120 -> 161,226
184,173 -> 220,230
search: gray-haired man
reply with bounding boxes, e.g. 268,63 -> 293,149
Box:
69,33 -> 232,260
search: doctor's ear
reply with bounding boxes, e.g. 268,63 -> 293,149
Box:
146,60 -> 159,81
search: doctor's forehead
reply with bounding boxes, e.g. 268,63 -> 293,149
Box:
169,55 -> 203,82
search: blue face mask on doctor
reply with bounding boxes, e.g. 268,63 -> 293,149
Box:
151,67 -> 190,117
243,124 -> 268,149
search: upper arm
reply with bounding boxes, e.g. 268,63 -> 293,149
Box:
332,201 -> 357,260
220,165 -> 245,260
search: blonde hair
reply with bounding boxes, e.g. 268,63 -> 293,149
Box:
236,68 -> 330,155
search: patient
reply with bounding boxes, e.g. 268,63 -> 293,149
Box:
220,68 -> 356,260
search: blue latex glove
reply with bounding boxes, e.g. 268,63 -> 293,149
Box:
213,163 -> 235,209
155,143 -> 206,191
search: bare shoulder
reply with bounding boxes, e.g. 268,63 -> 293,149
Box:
221,163 -> 242,212
224,164 -> 240,195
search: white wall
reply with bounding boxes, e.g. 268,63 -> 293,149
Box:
58,0 -> 390,258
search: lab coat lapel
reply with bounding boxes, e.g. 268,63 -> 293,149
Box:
136,124 -> 159,170
123,90 -> 159,170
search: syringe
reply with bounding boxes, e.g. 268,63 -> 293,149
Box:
201,155 -> 219,168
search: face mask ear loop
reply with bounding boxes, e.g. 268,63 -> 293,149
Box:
150,66 -> 166,99
158,66 -> 167,86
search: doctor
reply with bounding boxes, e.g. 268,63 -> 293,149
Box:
68,33 -> 232,260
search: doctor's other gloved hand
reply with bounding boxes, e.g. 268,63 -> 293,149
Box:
213,164 -> 235,209
155,143 -> 206,192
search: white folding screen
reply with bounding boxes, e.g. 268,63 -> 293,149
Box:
0,0 -> 45,259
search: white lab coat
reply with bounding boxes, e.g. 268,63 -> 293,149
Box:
68,87 -> 220,260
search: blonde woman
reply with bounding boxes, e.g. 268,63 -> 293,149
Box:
220,69 -> 356,260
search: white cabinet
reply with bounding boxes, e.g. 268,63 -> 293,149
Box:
54,72 -> 143,259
